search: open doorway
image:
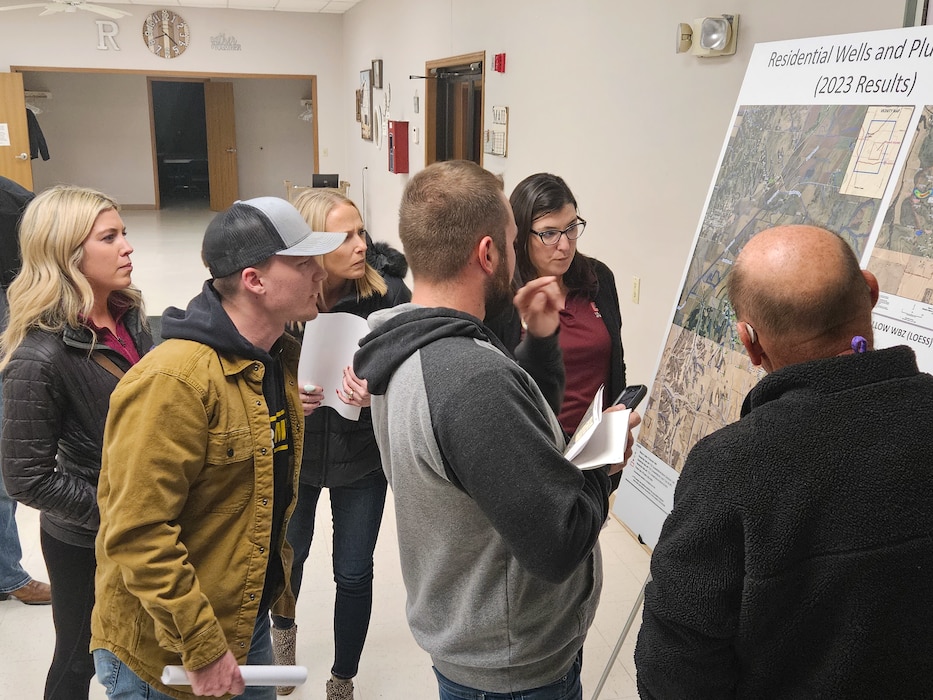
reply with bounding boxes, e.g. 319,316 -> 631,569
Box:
151,80 -> 210,208
14,68 -> 318,211
424,51 -> 485,167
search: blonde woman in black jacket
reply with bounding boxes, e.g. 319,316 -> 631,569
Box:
0,186 -> 151,699
271,189 -> 410,699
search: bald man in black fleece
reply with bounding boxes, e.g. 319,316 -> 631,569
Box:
636,225 -> 933,698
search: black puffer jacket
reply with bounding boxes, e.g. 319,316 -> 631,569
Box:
1,308 -> 152,548
299,242 -> 410,488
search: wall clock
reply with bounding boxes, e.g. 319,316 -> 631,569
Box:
143,10 -> 190,59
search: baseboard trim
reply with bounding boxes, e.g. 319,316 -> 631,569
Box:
121,204 -> 157,211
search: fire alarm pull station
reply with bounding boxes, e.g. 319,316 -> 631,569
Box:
388,120 -> 409,174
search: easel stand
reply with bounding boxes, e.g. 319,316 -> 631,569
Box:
590,574 -> 650,700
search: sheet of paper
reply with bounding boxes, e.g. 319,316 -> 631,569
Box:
563,385 -> 604,462
297,312 -> 371,422
570,408 -> 631,470
0,124 -> 10,147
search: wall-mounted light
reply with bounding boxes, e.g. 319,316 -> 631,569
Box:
676,14 -> 739,57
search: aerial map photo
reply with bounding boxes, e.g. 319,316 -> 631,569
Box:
639,103 -> 913,471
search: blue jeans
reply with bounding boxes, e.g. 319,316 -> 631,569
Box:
0,370 -> 32,595
0,472 -> 30,593
93,612 -> 274,699
434,657 -> 583,700
272,469 -> 387,679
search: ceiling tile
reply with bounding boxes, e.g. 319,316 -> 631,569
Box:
273,0 -> 329,10
177,0 -> 228,7
0,0 -> 361,13
228,0 -> 275,8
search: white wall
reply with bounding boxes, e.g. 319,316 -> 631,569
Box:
23,71 -> 153,203
230,76 -> 319,198
341,0 -> 905,384
0,5 -> 346,203
21,72 -> 319,203
0,0 -> 907,381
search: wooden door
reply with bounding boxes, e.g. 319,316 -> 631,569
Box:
424,51 -> 485,167
204,81 -> 238,211
0,73 -> 34,190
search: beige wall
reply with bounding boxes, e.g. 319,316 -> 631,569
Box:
23,71 -> 153,203
0,5 -> 345,203
20,72 -> 318,204
0,0 -> 907,381
342,0 -> 904,384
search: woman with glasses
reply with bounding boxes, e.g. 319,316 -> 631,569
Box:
0,185 -> 151,699
491,172 -> 626,444
271,189 -> 410,700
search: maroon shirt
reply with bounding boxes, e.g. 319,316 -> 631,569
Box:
556,294 -> 611,434
84,303 -> 141,365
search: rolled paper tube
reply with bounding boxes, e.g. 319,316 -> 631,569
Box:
161,665 -> 309,687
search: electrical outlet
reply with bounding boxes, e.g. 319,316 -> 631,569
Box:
632,276 -> 641,304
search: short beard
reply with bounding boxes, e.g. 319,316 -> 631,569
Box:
483,261 -> 514,320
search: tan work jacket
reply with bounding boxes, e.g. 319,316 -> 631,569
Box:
90,336 -> 303,700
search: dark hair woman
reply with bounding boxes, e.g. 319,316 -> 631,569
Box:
490,172 -> 626,441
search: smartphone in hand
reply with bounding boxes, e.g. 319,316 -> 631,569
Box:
613,384 -> 647,409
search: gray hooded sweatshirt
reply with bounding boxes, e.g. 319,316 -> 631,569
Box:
354,303 -> 610,692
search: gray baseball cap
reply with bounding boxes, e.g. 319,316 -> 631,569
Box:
202,196 -> 347,278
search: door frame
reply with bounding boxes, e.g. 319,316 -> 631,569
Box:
12,66 -> 319,208
423,51 -> 485,167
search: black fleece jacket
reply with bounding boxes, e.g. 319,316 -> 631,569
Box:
635,345 -> 933,699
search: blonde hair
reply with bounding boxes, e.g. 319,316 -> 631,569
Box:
0,185 -> 145,371
291,188 -> 387,301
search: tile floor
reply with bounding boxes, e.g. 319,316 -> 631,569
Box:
0,201 -> 651,699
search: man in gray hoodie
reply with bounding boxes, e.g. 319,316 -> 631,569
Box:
354,160 -> 640,699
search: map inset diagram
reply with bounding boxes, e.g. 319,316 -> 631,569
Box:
840,106 -> 913,199
869,105 -> 933,309
641,104 -> 911,472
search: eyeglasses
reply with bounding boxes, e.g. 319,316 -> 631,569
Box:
530,218 -> 586,246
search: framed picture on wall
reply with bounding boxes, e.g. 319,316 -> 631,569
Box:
360,69 -> 373,140
372,59 -> 384,89
355,89 -> 362,122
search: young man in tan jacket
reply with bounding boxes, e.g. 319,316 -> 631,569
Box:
91,197 -> 345,699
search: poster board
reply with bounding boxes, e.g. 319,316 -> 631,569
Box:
614,24 -> 933,548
